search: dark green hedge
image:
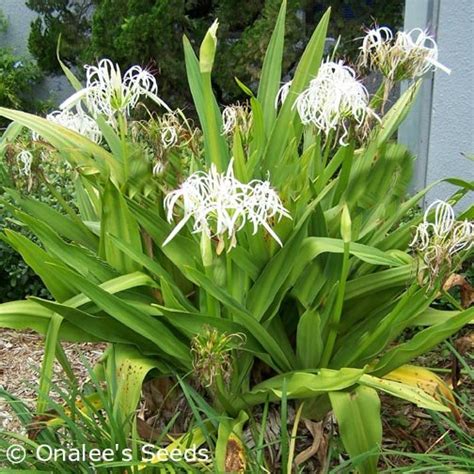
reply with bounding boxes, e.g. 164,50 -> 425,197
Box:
27,0 -> 404,106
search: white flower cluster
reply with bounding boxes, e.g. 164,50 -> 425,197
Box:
163,160 -> 290,248
46,109 -> 102,143
359,27 -> 451,81
410,200 -> 473,283
16,150 -> 33,176
221,104 -> 252,136
158,112 -> 185,150
293,61 -> 372,145
60,59 -> 169,127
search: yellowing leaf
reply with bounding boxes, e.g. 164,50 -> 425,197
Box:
383,364 -> 460,420
360,374 -> 450,412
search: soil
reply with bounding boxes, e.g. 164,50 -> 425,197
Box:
0,329 -> 105,433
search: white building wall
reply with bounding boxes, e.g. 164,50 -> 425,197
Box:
401,0 -> 474,210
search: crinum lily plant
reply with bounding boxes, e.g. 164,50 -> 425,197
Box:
0,4 -> 473,473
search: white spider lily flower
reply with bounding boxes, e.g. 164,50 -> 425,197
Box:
157,110 -> 190,150
161,125 -> 178,149
17,150 -> 33,176
359,27 -> 450,81
410,200 -> 473,284
294,61 -> 372,145
153,160 -> 166,176
361,26 -> 393,53
397,29 -> 451,76
222,106 -> 238,135
409,221 -> 431,251
60,59 -> 169,126
244,180 -> 291,246
275,80 -> 292,108
46,109 -> 102,143
448,220 -> 474,254
163,161 -> 245,246
426,199 -> 455,237
163,160 -> 289,248
221,104 -> 252,136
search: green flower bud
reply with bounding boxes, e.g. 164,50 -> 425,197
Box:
200,20 -> 219,73
341,204 -> 352,243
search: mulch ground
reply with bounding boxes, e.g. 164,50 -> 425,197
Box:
0,327 -> 472,471
0,329 -> 105,432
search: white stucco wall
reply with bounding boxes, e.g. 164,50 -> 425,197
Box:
401,0 -> 474,209
425,0 -> 474,207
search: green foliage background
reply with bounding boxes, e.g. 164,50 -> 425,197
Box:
0,8 -> 42,125
0,143 -> 75,303
0,0 -> 403,302
27,0 -> 404,106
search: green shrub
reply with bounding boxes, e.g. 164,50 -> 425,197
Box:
0,51 -> 42,125
26,0 -> 93,73
0,130 -> 76,303
26,0 -> 403,105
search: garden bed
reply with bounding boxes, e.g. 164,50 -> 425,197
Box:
0,329 -> 104,432
1,328 -> 472,471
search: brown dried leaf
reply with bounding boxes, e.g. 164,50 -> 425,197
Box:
294,419 -> 324,467
443,274 -> 474,308
225,437 -> 246,473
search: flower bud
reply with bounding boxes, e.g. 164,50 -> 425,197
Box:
200,20 -> 219,74
341,204 -> 352,243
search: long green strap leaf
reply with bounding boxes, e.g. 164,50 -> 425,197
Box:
257,0 -> 286,136
247,225 -> 306,321
183,35 -> 228,170
47,264 -> 191,366
292,237 -> 405,307
111,345 -> 168,430
37,313 -> 63,413
14,210 -> 115,283
109,234 -> 195,312
64,271 -> 157,309
344,265 -> 413,301
99,180 -> 143,274
32,298 -> 157,353
360,374 -> 450,412
372,306 -> 474,377
0,300 -> 98,341
128,198 -> 201,269
237,368 -> 364,409
330,386 -> 382,474
296,309 -> 323,368
4,189 -> 98,250
262,8 -> 330,171
1,230 -> 75,302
